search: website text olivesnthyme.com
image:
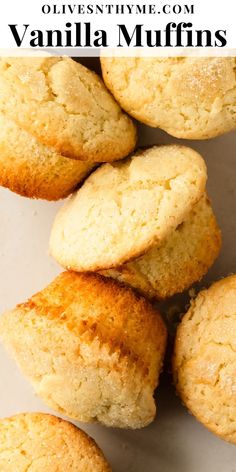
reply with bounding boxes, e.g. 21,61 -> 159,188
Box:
41,3 -> 195,15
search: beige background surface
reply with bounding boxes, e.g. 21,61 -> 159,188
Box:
0,58 -> 235,470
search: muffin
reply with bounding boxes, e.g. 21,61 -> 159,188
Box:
0,412 -> 111,471
173,275 -> 236,444
0,54 -> 136,162
101,57 -> 236,139
50,145 -> 207,272
0,112 -> 94,200
102,194 -> 221,300
0,272 -> 167,429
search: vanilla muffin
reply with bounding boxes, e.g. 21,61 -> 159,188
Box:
173,275 -> 236,444
0,113 -> 95,200
0,272 -> 167,429
0,413 -> 111,471
0,55 -> 136,162
101,57 -> 236,139
50,145 -> 207,272
102,194 -> 221,300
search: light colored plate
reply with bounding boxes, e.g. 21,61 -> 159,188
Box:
0,60 -> 235,470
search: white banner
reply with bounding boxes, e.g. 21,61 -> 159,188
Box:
0,0 -> 235,55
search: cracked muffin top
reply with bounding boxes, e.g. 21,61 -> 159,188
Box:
101,57 -> 236,140
0,412 -> 111,471
50,145 -> 207,271
0,54 -> 136,162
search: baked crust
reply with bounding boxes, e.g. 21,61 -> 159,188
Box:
0,112 -> 94,200
102,194 -> 221,300
0,272 -> 167,429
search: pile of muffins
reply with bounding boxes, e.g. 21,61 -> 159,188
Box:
0,54 -> 235,470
